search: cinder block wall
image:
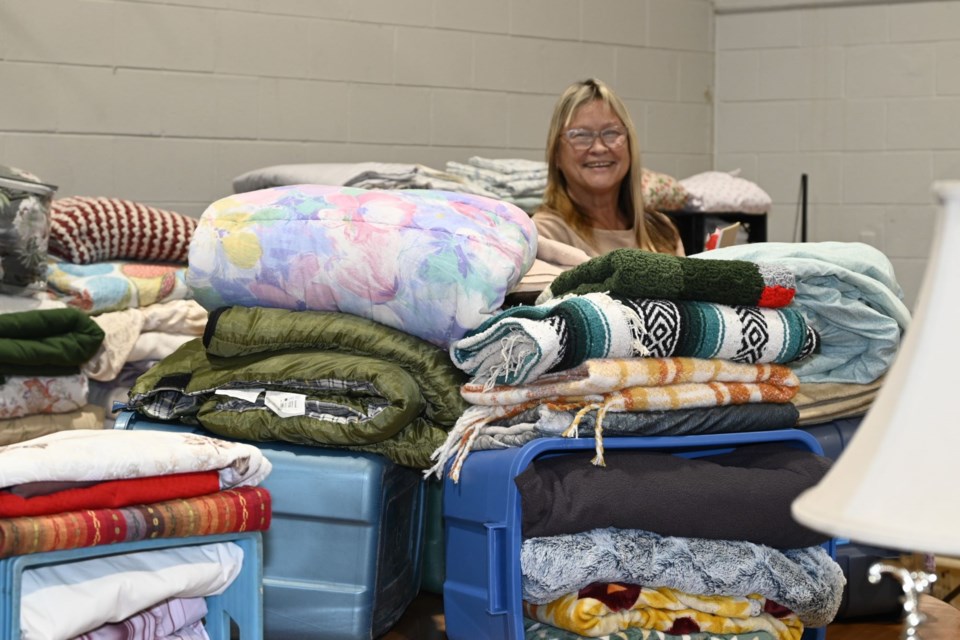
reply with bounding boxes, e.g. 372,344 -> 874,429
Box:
0,0 -> 714,217
715,0 -> 960,307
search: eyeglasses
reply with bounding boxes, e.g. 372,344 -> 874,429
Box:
562,127 -> 627,150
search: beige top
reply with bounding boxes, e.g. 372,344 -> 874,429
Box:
532,209 -> 684,257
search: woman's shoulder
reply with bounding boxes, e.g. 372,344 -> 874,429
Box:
532,210 -> 575,242
531,208 -> 571,234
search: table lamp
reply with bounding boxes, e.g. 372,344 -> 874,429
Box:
792,180 -> 960,639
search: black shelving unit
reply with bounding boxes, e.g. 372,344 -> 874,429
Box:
665,210 -> 767,255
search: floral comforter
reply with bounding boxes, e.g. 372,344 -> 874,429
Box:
185,185 -> 537,348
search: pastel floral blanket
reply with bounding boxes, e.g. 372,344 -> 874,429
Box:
185,185 -> 537,348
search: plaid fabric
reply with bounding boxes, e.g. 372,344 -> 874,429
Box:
427,358 -> 800,481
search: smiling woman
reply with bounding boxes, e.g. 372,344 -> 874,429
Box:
533,78 -> 685,258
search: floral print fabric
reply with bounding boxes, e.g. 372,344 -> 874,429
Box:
46,259 -> 193,315
0,165 -> 55,296
185,185 -> 538,348
641,169 -> 689,212
0,373 -> 88,419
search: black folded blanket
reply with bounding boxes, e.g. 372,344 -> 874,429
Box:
515,442 -> 832,549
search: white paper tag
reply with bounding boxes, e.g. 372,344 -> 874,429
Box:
215,388 -> 265,403
264,391 -> 307,418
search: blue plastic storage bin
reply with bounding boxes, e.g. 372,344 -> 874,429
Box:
443,430 -> 833,640
0,532 -> 262,640
115,410 -> 425,640
803,416 -> 863,460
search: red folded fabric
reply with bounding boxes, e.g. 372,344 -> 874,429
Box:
0,471 -> 220,518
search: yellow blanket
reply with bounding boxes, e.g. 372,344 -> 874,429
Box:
523,583 -> 803,640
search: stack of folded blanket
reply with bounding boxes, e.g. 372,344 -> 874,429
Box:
429,248 -> 846,640
445,157 -> 548,213
0,428 -> 273,639
428,249 -> 813,481
0,307 -> 105,444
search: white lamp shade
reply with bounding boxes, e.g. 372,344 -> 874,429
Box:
792,181 -> 960,556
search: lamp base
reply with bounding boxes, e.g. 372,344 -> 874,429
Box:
869,562 -> 937,639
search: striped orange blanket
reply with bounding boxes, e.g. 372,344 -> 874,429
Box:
0,485 -> 271,558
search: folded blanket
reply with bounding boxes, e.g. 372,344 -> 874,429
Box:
515,444 -> 832,548
0,428 -> 271,489
428,358 -> 799,480
692,242 -> 910,383
793,379 -> 881,426
0,372 -> 89,419
462,358 -> 800,408
524,583 -> 802,640
21,541 -> 244,640
126,306 -> 469,469
0,307 -> 104,377
521,527 -> 845,628
533,403 -> 800,437
0,471 -> 221,518
0,403 -> 104,446
451,292 -> 818,387
0,485 -> 271,558
46,259 -> 194,315
76,597 -> 208,640
460,403 -> 800,456
523,618 -> 778,640
536,249 -> 796,308
83,300 -> 208,383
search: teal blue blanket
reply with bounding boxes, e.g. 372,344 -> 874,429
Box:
451,291 -> 818,387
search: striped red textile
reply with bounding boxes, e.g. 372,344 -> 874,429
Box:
0,486 -> 272,558
48,196 -> 197,264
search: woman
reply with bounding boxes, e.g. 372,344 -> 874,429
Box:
534,78 -> 684,257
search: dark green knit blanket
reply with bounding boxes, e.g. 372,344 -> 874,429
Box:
538,248 -> 796,308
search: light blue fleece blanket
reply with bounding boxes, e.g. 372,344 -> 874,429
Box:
692,242 -> 911,383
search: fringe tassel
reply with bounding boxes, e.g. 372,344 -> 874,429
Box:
613,297 -> 651,357
560,403 -> 601,439
424,406 -> 495,481
477,333 -> 534,391
590,400 -> 611,467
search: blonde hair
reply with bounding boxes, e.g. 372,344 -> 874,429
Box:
540,78 -> 679,254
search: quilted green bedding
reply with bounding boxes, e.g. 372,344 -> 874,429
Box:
124,306 -> 469,468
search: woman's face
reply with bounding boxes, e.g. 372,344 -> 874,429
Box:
556,99 -> 630,203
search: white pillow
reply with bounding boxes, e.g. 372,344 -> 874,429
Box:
21,541 -> 243,640
679,169 -> 772,214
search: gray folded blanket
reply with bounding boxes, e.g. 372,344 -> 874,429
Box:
521,527 -> 845,628
462,403 -> 801,455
